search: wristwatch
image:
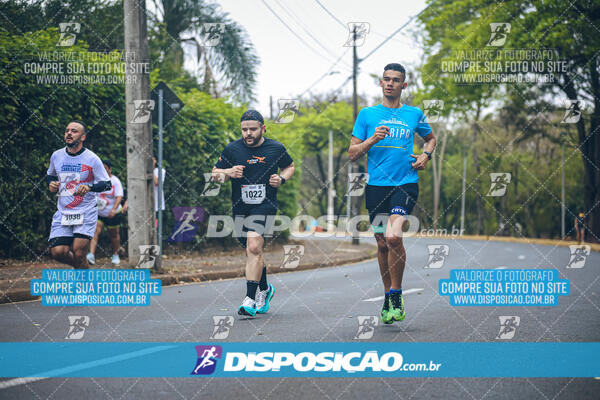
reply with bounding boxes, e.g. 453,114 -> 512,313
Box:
423,151 -> 432,160
279,175 -> 286,185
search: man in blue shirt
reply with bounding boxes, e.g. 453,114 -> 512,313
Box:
348,63 -> 437,324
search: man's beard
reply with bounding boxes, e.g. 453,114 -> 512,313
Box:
66,138 -> 80,148
243,132 -> 262,146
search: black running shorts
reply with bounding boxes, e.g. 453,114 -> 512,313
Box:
233,203 -> 278,248
365,183 -> 419,233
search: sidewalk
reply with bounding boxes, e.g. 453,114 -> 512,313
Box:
0,239 -> 377,304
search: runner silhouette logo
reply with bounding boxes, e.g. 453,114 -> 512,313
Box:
191,345 -> 222,375
487,23 -> 510,46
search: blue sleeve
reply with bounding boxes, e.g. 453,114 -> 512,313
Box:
351,109 -> 368,141
415,109 -> 432,138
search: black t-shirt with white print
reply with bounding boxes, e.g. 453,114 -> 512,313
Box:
215,138 -> 293,214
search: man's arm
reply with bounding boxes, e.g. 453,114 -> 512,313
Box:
269,162 -> 295,188
212,166 -> 245,182
108,195 -> 123,217
112,196 -> 123,212
280,162 -> 294,181
410,132 -> 437,170
348,126 -> 390,161
47,175 -> 59,192
47,155 -> 59,192
212,166 -> 231,182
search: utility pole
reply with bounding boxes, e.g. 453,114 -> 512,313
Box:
124,0 -> 154,267
460,146 -> 467,234
561,131 -> 566,239
156,88 -> 164,269
327,130 -> 335,232
269,96 -> 274,120
351,25 -> 360,245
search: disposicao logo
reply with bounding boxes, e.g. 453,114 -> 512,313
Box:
191,345 -> 222,375
224,351 -> 407,373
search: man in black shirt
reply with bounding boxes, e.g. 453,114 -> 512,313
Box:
213,110 -> 295,317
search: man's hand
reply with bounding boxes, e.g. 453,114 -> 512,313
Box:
74,184 -> 91,197
108,209 -> 116,218
49,181 -> 59,193
269,174 -> 283,188
228,165 -> 245,179
371,126 -> 390,143
211,172 -> 226,183
410,153 -> 429,170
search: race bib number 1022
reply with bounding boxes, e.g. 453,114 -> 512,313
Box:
241,184 -> 266,204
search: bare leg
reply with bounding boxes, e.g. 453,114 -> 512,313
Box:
108,227 -> 120,255
51,238 -> 89,269
71,238 -> 90,269
374,233 -> 391,292
385,215 -> 407,290
245,232 -> 264,281
89,220 -> 104,255
51,245 -> 76,265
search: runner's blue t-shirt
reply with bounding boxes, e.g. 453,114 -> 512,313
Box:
352,104 -> 432,186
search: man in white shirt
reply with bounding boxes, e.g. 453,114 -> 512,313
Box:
47,121 -> 111,268
87,160 -> 124,266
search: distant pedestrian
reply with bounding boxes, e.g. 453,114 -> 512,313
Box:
87,160 -> 124,266
574,212 -> 585,243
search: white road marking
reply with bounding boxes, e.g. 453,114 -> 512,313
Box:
0,345 -> 174,390
363,288 -> 424,302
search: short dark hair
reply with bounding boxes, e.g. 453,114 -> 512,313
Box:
102,159 -> 112,168
383,63 -> 406,80
240,109 -> 264,125
69,120 -> 87,134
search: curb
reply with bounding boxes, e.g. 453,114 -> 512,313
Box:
0,249 -> 377,305
153,250 -> 377,286
412,234 -> 600,252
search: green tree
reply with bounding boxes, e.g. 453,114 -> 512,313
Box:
149,0 -> 259,102
271,102 -> 355,219
418,0 -> 600,241
0,29 -> 126,258
0,28 -> 280,258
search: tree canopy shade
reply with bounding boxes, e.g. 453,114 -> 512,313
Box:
417,0 -> 600,242
149,0 -> 260,102
0,0 -> 259,102
0,28 -> 286,258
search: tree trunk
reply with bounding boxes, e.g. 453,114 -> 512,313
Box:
472,104 -> 484,235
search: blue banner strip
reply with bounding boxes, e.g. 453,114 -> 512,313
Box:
0,342 -> 598,378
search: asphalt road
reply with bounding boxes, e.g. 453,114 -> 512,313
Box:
1,237 -> 599,399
